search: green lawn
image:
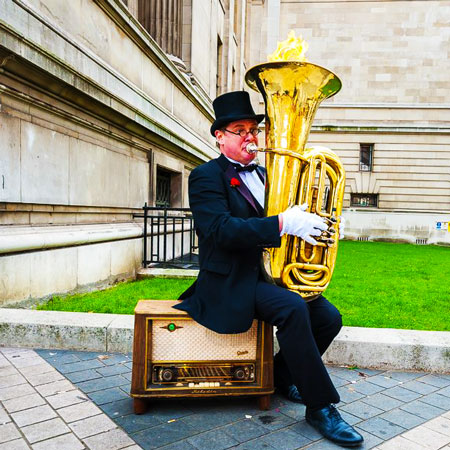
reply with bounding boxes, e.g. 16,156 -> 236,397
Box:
38,277 -> 194,315
37,241 -> 450,331
326,241 -> 450,331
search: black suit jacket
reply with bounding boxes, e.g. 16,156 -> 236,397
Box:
173,154 -> 281,333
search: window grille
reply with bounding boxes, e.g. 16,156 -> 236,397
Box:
351,193 -> 378,208
156,169 -> 172,208
360,144 -> 374,172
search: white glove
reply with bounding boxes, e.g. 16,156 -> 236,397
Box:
339,216 -> 345,239
280,204 -> 327,245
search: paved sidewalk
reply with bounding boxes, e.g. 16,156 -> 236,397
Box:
1,348 -> 450,449
0,348 -> 138,449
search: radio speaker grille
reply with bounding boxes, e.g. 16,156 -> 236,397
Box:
151,319 -> 258,361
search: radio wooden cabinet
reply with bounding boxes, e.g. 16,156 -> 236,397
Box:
131,300 -> 274,414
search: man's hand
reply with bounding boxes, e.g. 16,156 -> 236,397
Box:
279,204 -> 327,245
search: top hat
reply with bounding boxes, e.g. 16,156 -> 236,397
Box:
210,91 -> 265,136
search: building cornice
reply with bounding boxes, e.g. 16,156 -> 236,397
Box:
94,0 -> 214,116
322,103 -> 450,110
0,0 -> 217,163
311,124 -> 450,134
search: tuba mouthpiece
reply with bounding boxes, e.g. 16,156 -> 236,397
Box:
246,143 -> 259,154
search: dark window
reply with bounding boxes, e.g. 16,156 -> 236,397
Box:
351,193 -> 378,208
156,169 -> 172,208
216,36 -> 223,96
360,144 -> 374,172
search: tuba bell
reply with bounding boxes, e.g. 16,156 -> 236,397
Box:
245,61 -> 345,300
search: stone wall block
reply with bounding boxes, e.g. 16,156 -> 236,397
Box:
106,315 -> 134,353
69,138 -> 133,208
69,139 -> 106,207
0,114 -> 21,203
190,0 -> 214,93
0,253 -> 31,305
0,212 -> 30,225
107,150 -> 130,207
129,157 -> 149,208
77,242 -> 112,286
20,122 -> 70,205
134,238 -> 143,268
110,238 -> 140,277
29,247 -> 78,299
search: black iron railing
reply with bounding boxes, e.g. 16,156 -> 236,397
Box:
134,204 -> 198,268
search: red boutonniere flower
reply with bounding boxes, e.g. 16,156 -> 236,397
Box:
230,177 -> 240,188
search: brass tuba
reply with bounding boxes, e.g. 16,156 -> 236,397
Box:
245,61 -> 345,300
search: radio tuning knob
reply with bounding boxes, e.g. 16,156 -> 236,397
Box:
233,367 -> 246,380
161,368 -> 175,382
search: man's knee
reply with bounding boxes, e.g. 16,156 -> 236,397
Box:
331,309 -> 343,337
282,295 -> 309,325
323,301 -> 342,339
310,296 -> 342,337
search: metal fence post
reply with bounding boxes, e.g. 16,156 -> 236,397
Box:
163,207 -> 168,264
143,202 -> 148,268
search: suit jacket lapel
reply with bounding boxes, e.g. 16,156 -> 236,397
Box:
218,155 -> 261,215
224,165 -> 261,215
256,166 -> 266,185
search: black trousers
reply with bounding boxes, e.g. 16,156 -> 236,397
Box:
254,281 -> 342,409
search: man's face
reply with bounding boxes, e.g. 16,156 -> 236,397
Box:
215,119 -> 259,165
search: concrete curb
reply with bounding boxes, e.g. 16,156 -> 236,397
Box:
0,309 -> 134,354
1,308 -> 449,373
137,268 -> 199,278
322,326 -> 450,373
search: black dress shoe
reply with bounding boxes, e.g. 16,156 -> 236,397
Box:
306,404 -> 364,447
276,384 -> 303,403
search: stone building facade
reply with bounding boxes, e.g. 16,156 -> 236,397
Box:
1,0 -> 449,304
248,0 -> 450,244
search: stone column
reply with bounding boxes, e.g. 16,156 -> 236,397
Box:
138,0 -> 183,58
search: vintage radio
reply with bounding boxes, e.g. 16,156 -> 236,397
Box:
131,300 -> 274,414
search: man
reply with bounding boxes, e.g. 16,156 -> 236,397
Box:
174,91 -> 363,447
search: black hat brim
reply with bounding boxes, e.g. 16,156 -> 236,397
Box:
210,113 -> 265,136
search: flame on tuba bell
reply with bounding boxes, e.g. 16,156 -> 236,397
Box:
245,61 -> 345,300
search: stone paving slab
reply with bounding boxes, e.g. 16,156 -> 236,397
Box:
30,347 -> 450,450
0,348 -> 138,450
2,346 -> 450,449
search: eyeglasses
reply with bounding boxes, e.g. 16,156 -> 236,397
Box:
222,128 -> 261,137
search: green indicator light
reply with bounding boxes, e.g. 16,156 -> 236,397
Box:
168,323 -> 176,332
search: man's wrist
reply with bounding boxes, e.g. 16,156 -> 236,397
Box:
278,214 -> 283,233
